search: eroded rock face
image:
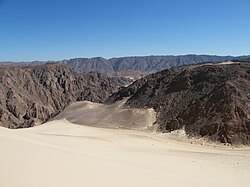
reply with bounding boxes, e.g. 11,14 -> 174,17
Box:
0,63 -> 124,128
107,63 -> 250,145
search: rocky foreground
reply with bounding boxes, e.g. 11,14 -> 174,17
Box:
107,62 -> 250,145
0,63 -> 130,128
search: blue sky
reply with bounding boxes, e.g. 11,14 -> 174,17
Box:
0,0 -> 249,61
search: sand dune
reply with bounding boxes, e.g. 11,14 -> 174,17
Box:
54,99 -> 157,131
0,118 -> 250,187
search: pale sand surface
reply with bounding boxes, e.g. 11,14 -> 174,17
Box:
54,100 -> 157,130
0,119 -> 250,187
197,61 -> 240,67
215,61 -> 240,65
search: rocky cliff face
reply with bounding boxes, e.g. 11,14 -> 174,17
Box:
107,63 -> 250,145
0,63 -> 125,128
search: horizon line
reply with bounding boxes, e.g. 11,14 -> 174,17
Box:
1,53 -> 249,63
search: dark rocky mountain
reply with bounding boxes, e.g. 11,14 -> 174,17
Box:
0,63 -> 127,129
107,62 -> 250,145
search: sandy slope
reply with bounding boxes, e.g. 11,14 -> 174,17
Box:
0,119 -> 250,187
54,99 -> 157,130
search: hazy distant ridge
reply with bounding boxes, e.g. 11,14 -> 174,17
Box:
66,55 -> 238,73
1,55 -> 247,73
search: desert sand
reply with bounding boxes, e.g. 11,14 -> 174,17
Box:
54,99 -> 157,130
0,101 -> 250,187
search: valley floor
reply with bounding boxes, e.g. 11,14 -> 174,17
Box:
0,119 -> 249,187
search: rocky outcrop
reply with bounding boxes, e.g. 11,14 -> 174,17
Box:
107,62 -> 250,145
0,63 -> 126,129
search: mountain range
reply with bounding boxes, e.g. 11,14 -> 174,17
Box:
0,55 -> 250,144
66,55 -> 237,73
1,54 -> 247,73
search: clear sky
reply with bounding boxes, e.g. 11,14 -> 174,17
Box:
0,0 -> 249,61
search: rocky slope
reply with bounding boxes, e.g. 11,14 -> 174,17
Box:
107,62 -> 250,145
0,63 -> 126,129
